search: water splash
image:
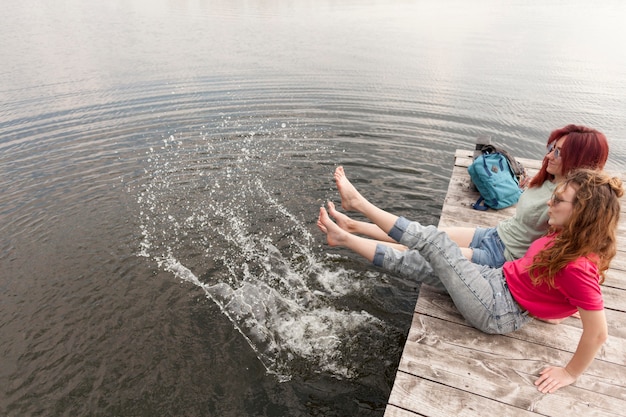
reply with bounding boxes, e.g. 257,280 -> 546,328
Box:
135,129 -> 387,380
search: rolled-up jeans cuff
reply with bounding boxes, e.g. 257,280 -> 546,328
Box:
388,216 -> 411,242
373,244 -> 386,267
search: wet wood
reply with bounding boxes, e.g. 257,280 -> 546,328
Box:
384,149 -> 626,417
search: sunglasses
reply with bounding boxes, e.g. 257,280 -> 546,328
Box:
546,143 -> 561,159
550,194 -> 574,205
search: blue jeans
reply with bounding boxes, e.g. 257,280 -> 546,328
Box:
470,227 -> 507,268
374,217 -> 530,334
373,246 -> 447,293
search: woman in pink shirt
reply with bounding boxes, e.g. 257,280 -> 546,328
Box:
317,168 -> 622,393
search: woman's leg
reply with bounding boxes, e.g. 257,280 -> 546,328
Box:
374,244 -> 445,292
319,207 -> 496,329
318,207 -> 440,289
388,216 -> 511,332
318,208 -> 527,333
327,201 -> 399,244
440,226 -> 476,247
334,167 -> 477,260
324,200 -> 443,290
441,226 -> 475,260
334,166 -> 400,235
317,207 -> 379,262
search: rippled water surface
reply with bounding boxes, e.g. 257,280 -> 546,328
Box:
2,1 -> 626,416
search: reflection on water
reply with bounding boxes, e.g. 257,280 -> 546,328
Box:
2,0 -> 626,415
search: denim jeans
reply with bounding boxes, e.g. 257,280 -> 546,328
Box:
470,227 -> 507,268
374,217 -> 530,334
374,246 -> 446,293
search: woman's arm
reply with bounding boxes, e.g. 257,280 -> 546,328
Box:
534,308 -> 608,393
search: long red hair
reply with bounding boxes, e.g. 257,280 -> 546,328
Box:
529,125 -> 609,188
529,169 -> 623,287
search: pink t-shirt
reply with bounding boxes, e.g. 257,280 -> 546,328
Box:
503,235 -> 604,320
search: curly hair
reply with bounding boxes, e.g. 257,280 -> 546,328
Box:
529,124 -> 609,188
528,169 -> 623,287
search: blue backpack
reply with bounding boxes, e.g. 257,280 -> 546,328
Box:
468,149 -> 522,210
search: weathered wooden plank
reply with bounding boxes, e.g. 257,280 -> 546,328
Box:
602,286 -> 626,312
386,371 -> 539,417
399,318 -> 626,416
396,331 -> 626,416
608,254 -> 626,275
383,404 -> 423,417
405,310 -> 626,398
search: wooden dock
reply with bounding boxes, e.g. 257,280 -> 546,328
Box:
384,150 -> 626,417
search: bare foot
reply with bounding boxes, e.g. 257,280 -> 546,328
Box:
327,201 -> 356,233
317,207 -> 347,247
334,166 -> 366,212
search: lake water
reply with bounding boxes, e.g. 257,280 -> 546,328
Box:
2,0 -> 626,416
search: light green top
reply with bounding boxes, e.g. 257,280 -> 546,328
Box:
497,180 -> 557,261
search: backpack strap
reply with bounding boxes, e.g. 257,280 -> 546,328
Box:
480,144 -> 497,155
472,196 -> 489,211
